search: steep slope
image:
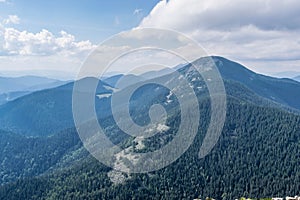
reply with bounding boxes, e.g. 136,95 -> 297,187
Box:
0,128 -> 81,184
210,56 -> 300,110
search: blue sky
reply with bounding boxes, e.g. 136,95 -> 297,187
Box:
0,0 -> 160,42
0,0 -> 300,79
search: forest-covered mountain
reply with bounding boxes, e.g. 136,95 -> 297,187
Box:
0,128 -> 82,184
0,97 -> 299,200
0,57 -> 299,199
212,56 -> 300,110
0,78 -> 114,136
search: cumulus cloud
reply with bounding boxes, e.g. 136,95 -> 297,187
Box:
139,0 -> 300,74
1,27 -> 95,56
141,0 -> 300,31
0,15 -> 96,77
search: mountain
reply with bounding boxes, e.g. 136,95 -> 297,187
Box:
0,91 -> 31,105
0,76 -> 66,93
103,74 -> 124,87
103,74 -> 145,89
0,128 -> 82,184
272,71 -> 300,79
211,56 -> 300,110
0,62 -> 274,137
0,56 -> 299,199
0,76 -> 69,105
1,57 -> 299,137
0,77 -> 114,136
0,57 -> 299,137
0,94 -> 299,199
102,66 -> 179,89
139,67 -> 175,80
293,75 -> 300,82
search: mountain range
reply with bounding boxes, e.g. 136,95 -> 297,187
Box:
0,56 -> 299,199
0,76 -> 69,105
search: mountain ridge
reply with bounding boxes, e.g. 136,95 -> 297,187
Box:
0,75 -> 69,105
211,56 -> 300,110
293,75 -> 300,82
0,77 -> 113,136
0,56 -> 299,137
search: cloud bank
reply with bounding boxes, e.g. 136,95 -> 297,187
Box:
2,29 -> 94,56
139,0 -> 300,74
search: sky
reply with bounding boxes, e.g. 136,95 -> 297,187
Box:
0,0 -> 300,79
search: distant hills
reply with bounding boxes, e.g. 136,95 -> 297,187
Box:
293,75 -> 300,82
0,76 -> 69,105
0,76 -> 67,93
103,74 -> 145,89
102,67 -> 176,89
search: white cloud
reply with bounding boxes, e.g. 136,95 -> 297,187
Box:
140,0 -> 300,31
0,14 -> 96,57
1,28 -> 95,56
0,15 -> 96,77
139,0 -> 300,75
3,15 -> 20,25
0,0 -> 6,2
